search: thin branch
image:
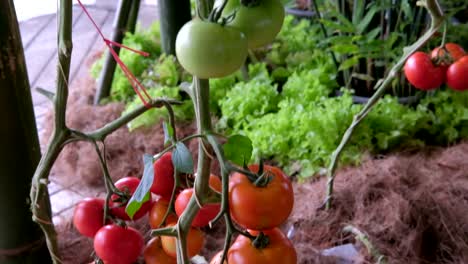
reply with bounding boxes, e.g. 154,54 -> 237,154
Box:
343,225 -> 387,264
88,98 -> 181,141
324,0 -> 445,209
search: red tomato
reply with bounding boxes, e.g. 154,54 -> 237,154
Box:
209,174 -> 222,193
151,152 -> 175,199
431,43 -> 466,66
94,224 -> 144,264
404,51 -> 444,90
73,198 -> 105,237
149,198 -> 178,229
228,228 -> 297,264
175,188 -> 221,227
144,237 -> 177,264
210,251 -> 227,264
160,223 -> 205,258
110,177 -> 153,221
229,164 -> 294,230
447,56 -> 468,91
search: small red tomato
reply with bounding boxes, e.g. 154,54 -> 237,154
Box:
149,198 -> 178,229
151,152 -> 175,199
110,177 -> 153,221
175,188 -> 221,227
73,198 -> 105,237
160,223 -> 205,258
144,237 -> 177,264
404,51 -> 445,90
94,224 -> 144,264
229,164 -> 294,230
228,228 -> 297,264
447,56 -> 468,91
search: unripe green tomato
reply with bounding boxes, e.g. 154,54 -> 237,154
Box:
223,0 -> 285,49
175,20 -> 248,79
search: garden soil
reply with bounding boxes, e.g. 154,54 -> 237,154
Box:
44,75 -> 468,263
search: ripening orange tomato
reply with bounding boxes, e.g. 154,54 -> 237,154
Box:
229,164 -> 294,230
228,228 -> 297,264
160,223 -> 205,258
149,198 -> 178,229
144,237 -> 177,264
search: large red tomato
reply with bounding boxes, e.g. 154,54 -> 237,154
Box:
227,228 -> 297,264
110,177 -> 153,221
404,51 -> 445,90
94,224 -> 144,264
149,198 -> 178,229
447,56 -> 468,91
73,198 -> 105,237
229,164 -> 294,230
160,223 -> 205,258
144,237 -> 177,264
151,152 -> 175,199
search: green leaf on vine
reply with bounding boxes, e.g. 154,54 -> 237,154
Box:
223,135 -> 253,166
125,154 -> 154,219
163,121 -> 174,145
172,142 -> 194,173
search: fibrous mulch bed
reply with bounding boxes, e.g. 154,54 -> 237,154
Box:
43,75 -> 468,263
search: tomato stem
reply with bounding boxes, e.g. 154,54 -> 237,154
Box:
251,232 -> 270,249
324,0 -> 445,210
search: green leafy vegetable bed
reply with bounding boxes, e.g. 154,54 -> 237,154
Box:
90,16 -> 468,179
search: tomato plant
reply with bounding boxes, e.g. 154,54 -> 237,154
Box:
175,188 -> 221,227
149,198 -> 178,229
160,223 -> 205,258
404,51 -> 444,90
175,20 -> 248,78
144,237 -> 177,264
110,177 -> 153,221
94,224 -> 144,264
229,164 -> 294,230
73,198 -> 105,238
151,152 -> 175,199
447,56 -> 468,91
431,43 -> 466,66
223,0 -> 285,49
227,228 -> 297,264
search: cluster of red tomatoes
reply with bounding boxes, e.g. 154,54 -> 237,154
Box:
73,151 -> 297,263
404,43 -> 467,91
72,152 -> 176,264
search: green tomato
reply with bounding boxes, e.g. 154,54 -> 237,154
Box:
223,0 -> 285,49
175,20 -> 248,79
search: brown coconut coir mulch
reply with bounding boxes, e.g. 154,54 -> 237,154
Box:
42,76 -> 468,264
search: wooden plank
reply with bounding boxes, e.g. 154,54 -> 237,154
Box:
26,6 -> 83,89
28,6 -> 84,105
70,9 -> 114,87
137,4 -> 157,29
69,4 -> 157,86
68,8 -> 110,84
19,15 -> 55,50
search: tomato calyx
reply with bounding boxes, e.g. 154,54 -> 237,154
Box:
251,232 -> 270,249
432,46 -> 455,66
245,160 -> 274,187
